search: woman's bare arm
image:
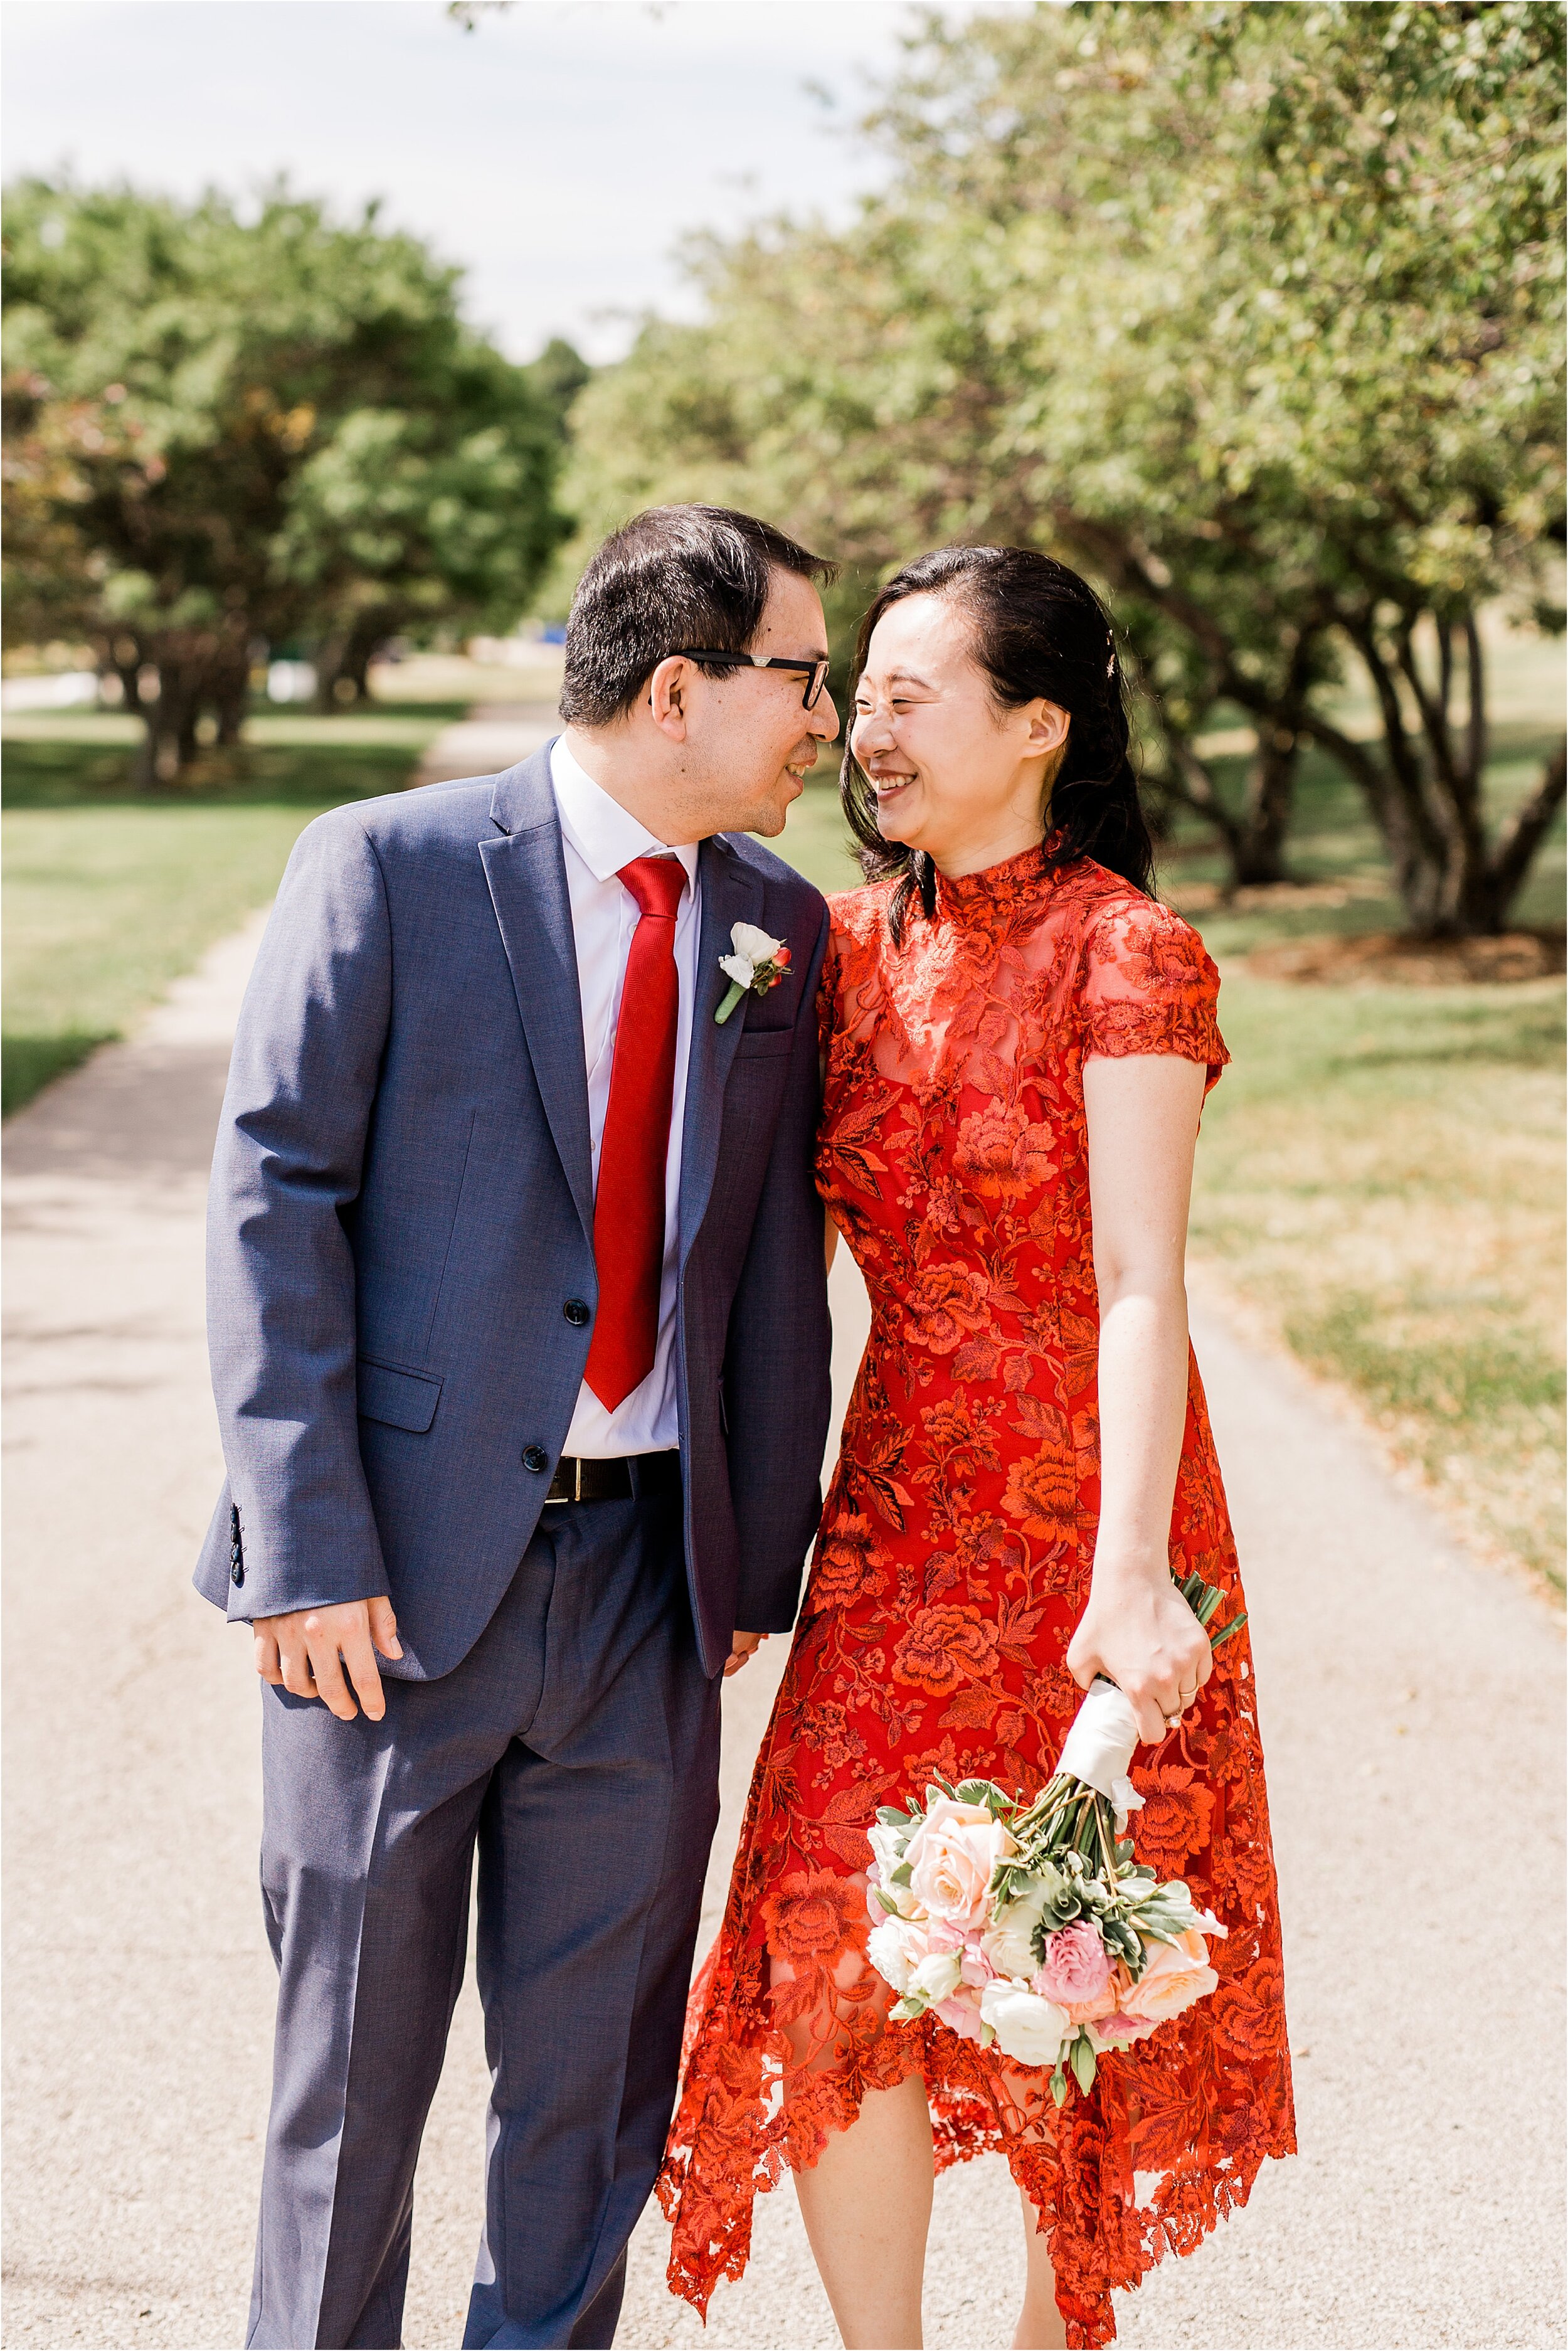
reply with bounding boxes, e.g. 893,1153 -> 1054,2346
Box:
1064,1053 -> 1213,1744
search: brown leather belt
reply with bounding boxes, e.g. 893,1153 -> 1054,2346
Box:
544,1452 -> 681,1505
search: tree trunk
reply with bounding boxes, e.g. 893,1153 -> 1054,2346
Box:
208,642 -> 253,745
1231,729 -> 1298,886
134,652 -> 207,787
1297,611 -> 1565,937
1137,719 -> 1296,891
315,610 -> 392,709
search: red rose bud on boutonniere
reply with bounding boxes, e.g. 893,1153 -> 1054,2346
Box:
715,922 -> 792,1024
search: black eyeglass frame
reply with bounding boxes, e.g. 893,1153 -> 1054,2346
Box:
674,647 -> 832,711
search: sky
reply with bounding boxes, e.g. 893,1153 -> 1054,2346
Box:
2,0 -> 1019,363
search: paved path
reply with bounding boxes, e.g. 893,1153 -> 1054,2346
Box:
4,766 -> 1563,2343
416,702 -> 558,785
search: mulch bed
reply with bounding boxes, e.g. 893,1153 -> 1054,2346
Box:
1244,929 -> 1566,986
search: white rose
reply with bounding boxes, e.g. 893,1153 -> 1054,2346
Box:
908,1948 -> 963,2004
731,920 -> 785,966
866,1919 -> 916,1995
719,951 -> 757,987
979,1979 -> 1072,2067
980,1880 -> 1052,1982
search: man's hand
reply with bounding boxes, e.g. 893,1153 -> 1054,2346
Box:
253,1596 -> 403,1722
724,1630 -> 768,1680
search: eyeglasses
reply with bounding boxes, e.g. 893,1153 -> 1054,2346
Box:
675,649 -> 832,711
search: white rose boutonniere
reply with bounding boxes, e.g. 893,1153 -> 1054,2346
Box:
715,921 -> 792,1024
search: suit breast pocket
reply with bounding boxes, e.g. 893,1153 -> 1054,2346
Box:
733,1028 -> 793,1060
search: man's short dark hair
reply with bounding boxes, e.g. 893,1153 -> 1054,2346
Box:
559,504 -> 835,727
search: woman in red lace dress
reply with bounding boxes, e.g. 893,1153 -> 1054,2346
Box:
660,549 -> 1295,2348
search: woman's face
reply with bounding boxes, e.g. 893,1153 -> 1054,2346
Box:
849,592 -> 1069,874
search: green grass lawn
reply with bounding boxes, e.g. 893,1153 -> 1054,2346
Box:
1188,975 -> 1564,1591
1,703 -> 459,1113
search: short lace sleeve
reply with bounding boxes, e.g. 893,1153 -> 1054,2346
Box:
1081,893 -> 1228,1091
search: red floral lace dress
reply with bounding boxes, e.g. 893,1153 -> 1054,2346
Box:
659,849 -> 1295,2348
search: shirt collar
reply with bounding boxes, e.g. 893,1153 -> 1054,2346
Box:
549,735 -> 699,891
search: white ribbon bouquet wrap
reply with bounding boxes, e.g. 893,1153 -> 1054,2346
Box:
865,1571 -> 1244,2105
1054,1677 -> 1145,1825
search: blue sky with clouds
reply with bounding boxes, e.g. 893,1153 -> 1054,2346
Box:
3,1 -> 1019,361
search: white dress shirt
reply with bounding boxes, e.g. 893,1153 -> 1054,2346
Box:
551,735 -> 701,1457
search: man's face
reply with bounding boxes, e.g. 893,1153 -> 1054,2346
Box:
687,568 -> 839,837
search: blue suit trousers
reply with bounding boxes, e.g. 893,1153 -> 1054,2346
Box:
246,1470 -> 719,2350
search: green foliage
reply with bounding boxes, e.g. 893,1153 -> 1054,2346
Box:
561,1 -> 1565,929
3,181 -> 570,772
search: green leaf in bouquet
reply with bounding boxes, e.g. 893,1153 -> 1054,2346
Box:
1050,2062 -> 1070,2110
1101,1916 -> 1142,1968
1069,2032 -> 1098,2095
955,1778 -> 999,1807
1030,1859 -> 1080,1933
872,1888 -> 903,1916
891,1995 -> 926,2022
889,1862 -> 914,1888
1128,1885 -> 1206,1945
876,1805 -> 919,1828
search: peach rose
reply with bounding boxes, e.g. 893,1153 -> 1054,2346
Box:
905,1799 -> 1015,1930
1120,1928 -> 1218,2024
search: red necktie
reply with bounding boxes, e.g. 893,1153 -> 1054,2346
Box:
583,854 -> 689,1411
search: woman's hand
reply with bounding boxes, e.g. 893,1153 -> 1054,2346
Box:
1066,1563 -> 1212,1747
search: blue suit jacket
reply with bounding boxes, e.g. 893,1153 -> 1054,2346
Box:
194,745 -> 833,1679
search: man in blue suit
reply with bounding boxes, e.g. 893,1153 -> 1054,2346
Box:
196,506 -> 839,2348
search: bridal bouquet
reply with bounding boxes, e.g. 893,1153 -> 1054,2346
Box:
866,1572 -> 1244,2106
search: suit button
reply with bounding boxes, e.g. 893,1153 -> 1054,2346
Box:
563,1298 -> 591,1327
522,1445 -> 549,1473
230,1561 -> 245,1587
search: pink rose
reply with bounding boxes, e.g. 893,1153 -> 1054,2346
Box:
1089,2012 -> 1160,2051
1034,1921 -> 1113,2012
905,1799 -> 1015,1931
959,1934 -> 997,1989
933,1990 -> 985,2043
1120,1929 -> 1219,2024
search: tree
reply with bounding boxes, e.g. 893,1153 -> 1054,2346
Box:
559,1 -> 1564,929
3,182 -> 569,778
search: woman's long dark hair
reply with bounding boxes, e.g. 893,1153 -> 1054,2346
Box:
840,545 -> 1155,940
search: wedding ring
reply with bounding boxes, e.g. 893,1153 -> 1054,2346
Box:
1164,1712 -> 1182,1731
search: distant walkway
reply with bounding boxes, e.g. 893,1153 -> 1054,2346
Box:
416,700 -> 559,786
3,876 -> 1562,2344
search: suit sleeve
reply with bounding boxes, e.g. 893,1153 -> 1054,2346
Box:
723,898 -> 834,1633
206,810 -> 393,1621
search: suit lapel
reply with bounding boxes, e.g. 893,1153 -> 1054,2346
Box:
679,835 -> 766,1266
480,750 -> 595,1248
